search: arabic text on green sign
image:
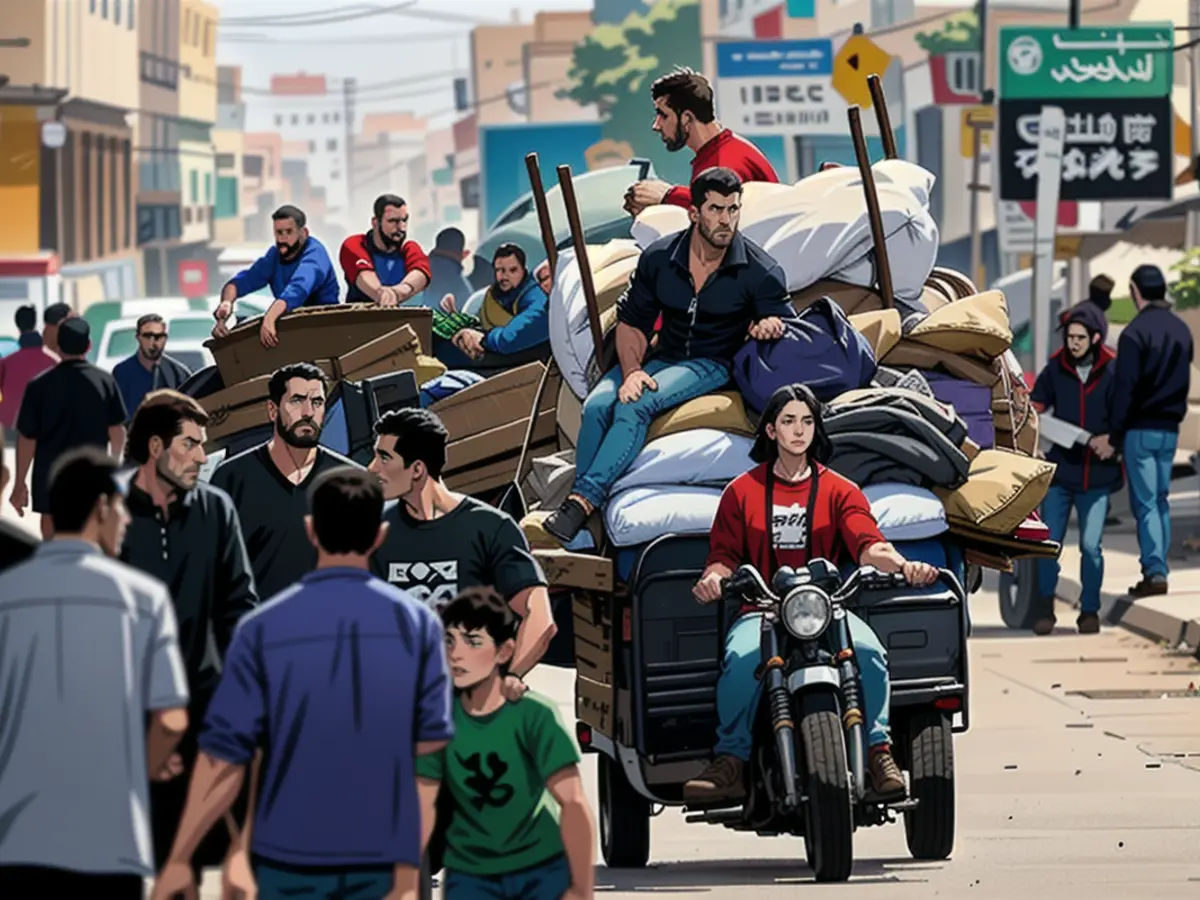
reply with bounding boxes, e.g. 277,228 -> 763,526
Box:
998,24 -> 1174,99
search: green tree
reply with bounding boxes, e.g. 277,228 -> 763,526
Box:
1169,249 -> 1200,310
914,9 -> 980,55
559,0 -> 702,184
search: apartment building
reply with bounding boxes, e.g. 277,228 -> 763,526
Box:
470,15 -> 536,127
0,0 -> 140,305
241,131 -> 284,242
524,11 -> 597,123
352,113 -> 426,225
178,0 -> 217,251
213,65 -> 245,245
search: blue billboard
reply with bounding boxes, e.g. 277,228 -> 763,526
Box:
716,39 -> 834,78
479,121 -> 604,229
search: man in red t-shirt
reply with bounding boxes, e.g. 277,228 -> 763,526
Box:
624,67 -> 779,217
338,194 -> 432,307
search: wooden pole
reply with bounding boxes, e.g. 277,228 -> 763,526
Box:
848,106 -> 896,310
866,74 -> 899,160
525,153 -> 558,274
556,163 -> 605,365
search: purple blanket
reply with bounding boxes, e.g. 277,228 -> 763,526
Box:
923,371 -> 995,448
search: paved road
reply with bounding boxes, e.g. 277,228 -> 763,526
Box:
3,451 -> 1199,898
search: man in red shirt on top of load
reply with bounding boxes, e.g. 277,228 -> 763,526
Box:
625,67 -> 779,217
339,193 -> 433,307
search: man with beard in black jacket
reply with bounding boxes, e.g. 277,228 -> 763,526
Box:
120,389 -> 258,888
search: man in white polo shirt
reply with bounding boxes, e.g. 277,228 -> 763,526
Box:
0,448 -> 190,899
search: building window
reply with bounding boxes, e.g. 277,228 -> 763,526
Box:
96,139 -> 106,258
184,9 -> 191,37
322,113 -> 329,123
332,112 -> 339,123
946,51 -> 981,97
128,0 -> 134,30
216,176 -> 239,219
205,172 -> 212,203
719,0 -> 728,17
190,169 -> 198,204
102,0 -> 108,18
275,114 -> 283,126
307,114 -> 315,124
90,0 -> 96,13
82,133 -> 92,260
123,140 -> 131,248
114,0 -> 121,24
216,153 -> 236,169
290,114 -> 298,125
330,171 -> 341,181
110,136 -> 118,254
309,140 -> 316,152
184,207 -> 193,224
326,138 -> 337,152
243,156 -> 263,178
204,21 -> 212,56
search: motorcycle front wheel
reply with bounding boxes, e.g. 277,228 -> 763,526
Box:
799,697 -> 854,883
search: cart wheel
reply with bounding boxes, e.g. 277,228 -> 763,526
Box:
998,558 -> 1040,630
599,753 -> 650,868
903,711 -> 956,860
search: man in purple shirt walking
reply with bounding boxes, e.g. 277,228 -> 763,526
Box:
150,467 -> 453,900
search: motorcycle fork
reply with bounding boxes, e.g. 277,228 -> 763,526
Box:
759,616 -> 801,810
833,611 -> 867,799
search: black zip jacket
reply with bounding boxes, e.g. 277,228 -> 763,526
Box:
1031,345 -> 1123,493
1109,302 -> 1193,447
616,226 -> 795,362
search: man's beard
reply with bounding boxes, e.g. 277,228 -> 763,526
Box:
379,229 -> 405,250
156,455 -> 196,491
277,238 -> 302,261
663,120 -> 687,152
277,416 -> 321,448
698,219 -> 734,248
142,345 -> 163,361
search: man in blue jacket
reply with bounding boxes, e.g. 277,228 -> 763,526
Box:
435,242 -> 549,371
1030,303 -> 1123,635
1093,264 -> 1194,597
212,205 -> 340,349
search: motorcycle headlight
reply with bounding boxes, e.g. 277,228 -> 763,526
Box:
782,587 -> 832,639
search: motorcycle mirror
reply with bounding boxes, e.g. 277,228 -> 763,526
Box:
771,566 -> 799,597
805,558 -> 841,589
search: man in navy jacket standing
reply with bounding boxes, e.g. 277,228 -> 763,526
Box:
1093,265 -> 1194,598
1031,303 -> 1123,635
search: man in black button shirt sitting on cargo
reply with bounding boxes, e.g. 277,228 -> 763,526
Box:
543,166 -> 793,545
120,389 -> 258,888
210,362 -> 361,600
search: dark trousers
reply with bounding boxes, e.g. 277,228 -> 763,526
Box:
253,856 -> 395,900
0,864 -> 143,900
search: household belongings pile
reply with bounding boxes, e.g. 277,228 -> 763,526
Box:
523,173 -> 1057,586
198,305 -> 557,495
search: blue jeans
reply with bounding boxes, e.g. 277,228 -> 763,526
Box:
1036,484 -> 1110,614
573,357 -> 731,507
444,853 -> 570,900
716,612 -> 891,757
1124,429 -> 1177,579
252,857 -> 394,900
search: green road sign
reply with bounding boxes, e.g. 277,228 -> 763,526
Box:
999,24 -> 1174,100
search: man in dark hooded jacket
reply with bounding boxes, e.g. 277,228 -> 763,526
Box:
1030,302 -> 1123,636
1058,273 -> 1113,342
426,228 -> 475,312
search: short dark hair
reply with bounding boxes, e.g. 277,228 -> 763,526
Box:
373,193 -> 406,219
493,242 -> 527,269
44,302 -> 71,326
750,383 -> 833,465
272,204 -> 307,228
650,66 -> 715,124
373,408 -> 449,479
57,316 -> 90,356
48,447 -> 122,533
127,390 -> 210,465
308,466 -> 383,554
14,304 -> 36,332
136,313 -> 165,333
268,362 -> 328,405
440,587 -> 518,646
690,166 -> 743,209
1131,264 -> 1167,302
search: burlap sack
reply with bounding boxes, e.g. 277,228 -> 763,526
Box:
848,309 -> 902,361
937,448 -> 1056,535
791,280 -> 884,317
906,290 -> 1013,359
646,391 -> 756,443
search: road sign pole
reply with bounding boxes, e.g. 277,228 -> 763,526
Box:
1191,0 -> 1200,248
1068,0 -> 1080,28
1032,106 -> 1066,369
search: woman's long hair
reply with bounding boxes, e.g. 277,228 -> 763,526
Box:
749,383 -> 832,466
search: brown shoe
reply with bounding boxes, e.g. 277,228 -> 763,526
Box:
683,755 -> 745,805
1077,612 -> 1101,634
1129,576 -> 1168,598
868,746 -> 905,796
1032,617 -> 1056,636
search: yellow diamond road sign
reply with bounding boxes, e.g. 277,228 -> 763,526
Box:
832,34 -> 892,108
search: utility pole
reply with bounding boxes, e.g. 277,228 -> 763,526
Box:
1190,0 -> 1200,250
1068,0 -> 1080,29
968,0 -> 991,289
343,77 -> 356,224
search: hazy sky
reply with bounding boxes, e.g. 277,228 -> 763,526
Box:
213,0 -> 593,127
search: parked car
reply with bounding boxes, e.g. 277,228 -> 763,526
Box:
95,312 -> 218,373
0,337 -> 19,358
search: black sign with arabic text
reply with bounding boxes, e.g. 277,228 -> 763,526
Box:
998,97 -> 1173,202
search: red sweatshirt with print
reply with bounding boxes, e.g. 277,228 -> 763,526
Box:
708,463 -> 884,612
663,129 -> 780,208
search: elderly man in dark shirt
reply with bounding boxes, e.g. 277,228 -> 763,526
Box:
543,166 -> 792,544
119,389 -> 258,886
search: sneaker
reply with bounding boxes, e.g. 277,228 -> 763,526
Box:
1077,612 -> 1101,634
868,747 -> 905,796
683,755 -> 745,805
542,497 -> 590,545
1032,616 -> 1056,636
1128,576 -> 1168,598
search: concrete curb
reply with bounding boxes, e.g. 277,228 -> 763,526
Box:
1055,575 -> 1200,651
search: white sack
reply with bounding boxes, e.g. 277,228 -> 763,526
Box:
612,429 -> 756,495
605,485 -> 724,548
548,246 -> 597,399
863,482 -> 948,542
632,205 -> 689,249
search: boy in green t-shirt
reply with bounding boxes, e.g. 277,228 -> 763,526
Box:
416,588 -> 595,900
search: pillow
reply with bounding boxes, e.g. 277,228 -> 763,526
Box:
905,291 -> 1013,359
612,429 -> 756,495
937,448 -> 1056,535
605,485 -> 723,548
631,205 -> 689,249
849,309 -> 902,361
863,482 -> 948,541
647,391 -> 757,442
593,254 -> 640,315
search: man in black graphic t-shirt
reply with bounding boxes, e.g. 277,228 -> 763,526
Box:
210,363 -> 361,599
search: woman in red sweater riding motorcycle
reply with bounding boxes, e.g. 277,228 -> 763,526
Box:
685,383 -> 938,805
